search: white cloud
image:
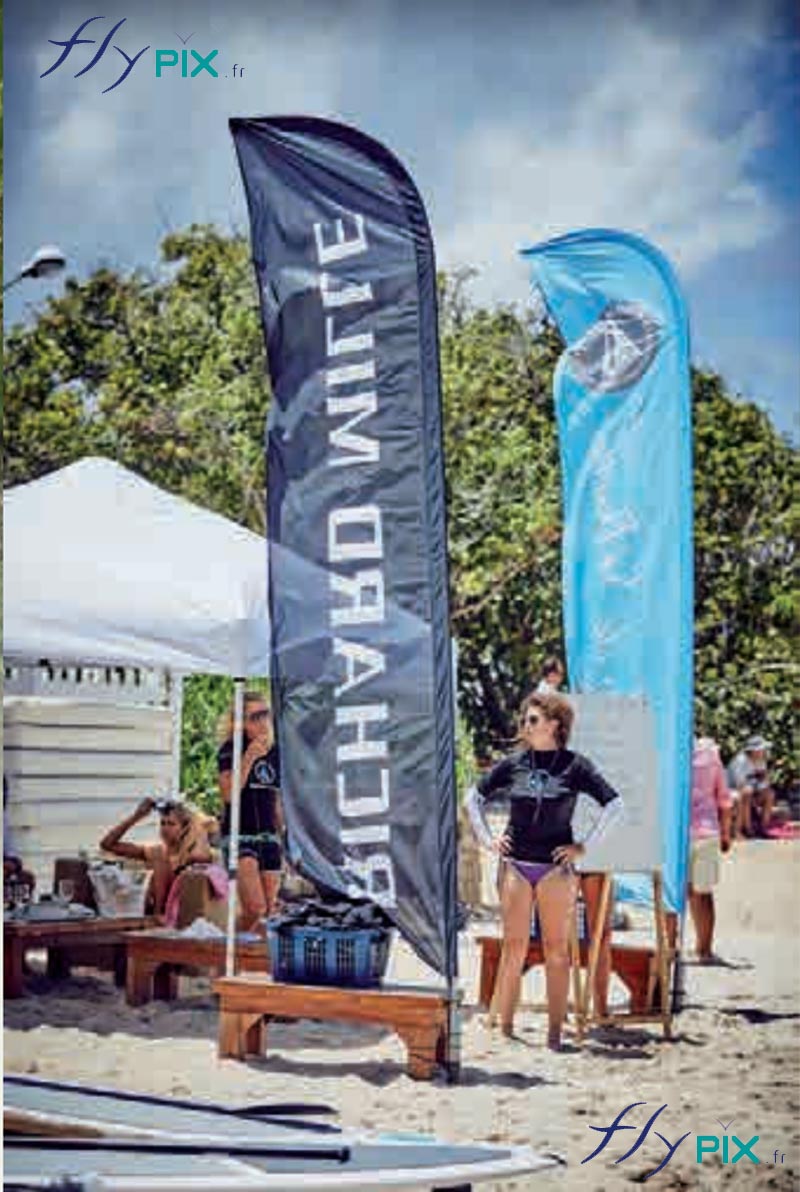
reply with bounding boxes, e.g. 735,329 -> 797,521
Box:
30,12 -> 352,184
6,0 -> 794,438
436,21 -> 784,306
39,106 -> 120,177
18,0 -> 791,311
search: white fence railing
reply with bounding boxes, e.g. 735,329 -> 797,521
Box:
3,663 -> 169,705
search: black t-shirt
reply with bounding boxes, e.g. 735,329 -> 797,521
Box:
477,748 -> 619,863
217,738 -> 281,840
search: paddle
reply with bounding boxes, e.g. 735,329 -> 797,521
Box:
6,1136 -> 350,1161
4,1075 -> 339,1133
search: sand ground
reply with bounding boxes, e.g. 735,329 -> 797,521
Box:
4,839 -> 799,1190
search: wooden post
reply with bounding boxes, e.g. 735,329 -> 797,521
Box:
478,937 -> 499,1010
569,914 -> 585,1042
652,869 -> 673,1039
4,936 -> 25,999
582,873 -> 612,1026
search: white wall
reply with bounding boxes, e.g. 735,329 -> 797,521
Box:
4,680 -> 176,891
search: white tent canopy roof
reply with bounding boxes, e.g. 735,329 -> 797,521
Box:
3,457 -> 269,676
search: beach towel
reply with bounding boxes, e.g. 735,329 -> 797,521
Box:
764,822 -> 800,840
164,864 -> 229,928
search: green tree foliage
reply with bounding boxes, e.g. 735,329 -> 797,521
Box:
179,676 -> 271,814
440,271 -> 565,757
3,226 -> 269,531
3,230 -> 797,793
691,371 -> 799,782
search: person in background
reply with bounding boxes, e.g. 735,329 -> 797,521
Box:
689,737 -> 733,960
535,657 -> 565,696
3,852 -> 36,897
466,692 -> 623,1051
3,776 -> 36,896
99,799 -> 216,919
217,691 -> 284,931
728,735 -> 775,838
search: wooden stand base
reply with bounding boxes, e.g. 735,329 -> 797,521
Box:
213,975 -> 451,1081
476,935 -> 660,1014
477,869 -> 674,1040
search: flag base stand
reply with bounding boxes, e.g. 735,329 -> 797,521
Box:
444,985 -> 462,1084
485,869 -> 675,1042
574,869 -> 674,1041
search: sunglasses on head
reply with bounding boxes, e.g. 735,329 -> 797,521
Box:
247,709 -> 269,722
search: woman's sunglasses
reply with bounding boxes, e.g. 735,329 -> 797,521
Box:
247,709 -> 269,722
525,714 -> 543,727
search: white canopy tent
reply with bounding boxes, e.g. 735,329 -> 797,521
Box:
3,457 -> 269,675
3,456 -> 270,972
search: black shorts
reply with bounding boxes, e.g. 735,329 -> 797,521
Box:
224,835 -> 282,873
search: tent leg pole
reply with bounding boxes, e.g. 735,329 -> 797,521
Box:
225,679 -> 246,978
168,670 -> 184,797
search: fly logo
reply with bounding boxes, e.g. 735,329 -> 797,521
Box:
581,1101 -> 690,1179
39,18 -> 243,93
582,1103 -> 786,1180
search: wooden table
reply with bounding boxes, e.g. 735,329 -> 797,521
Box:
213,974 -> 452,1080
3,915 -> 154,999
476,934 -> 659,1013
125,930 -> 269,1006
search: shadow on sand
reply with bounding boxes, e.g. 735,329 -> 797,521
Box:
240,1052 -> 556,1089
682,956 -> 754,971
718,1006 -> 800,1025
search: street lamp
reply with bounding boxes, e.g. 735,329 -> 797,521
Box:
3,245 -> 67,292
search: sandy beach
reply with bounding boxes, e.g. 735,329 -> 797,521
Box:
4,839 -> 799,1190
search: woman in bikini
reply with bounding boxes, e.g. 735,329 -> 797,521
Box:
99,798 -> 215,919
466,691 -> 623,1050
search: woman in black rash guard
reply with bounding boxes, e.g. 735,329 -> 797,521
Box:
466,691 -> 623,1050
217,691 -> 284,931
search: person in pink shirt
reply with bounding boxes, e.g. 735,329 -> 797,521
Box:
689,737 -> 733,960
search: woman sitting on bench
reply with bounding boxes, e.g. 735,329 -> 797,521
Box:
99,799 -> 219,921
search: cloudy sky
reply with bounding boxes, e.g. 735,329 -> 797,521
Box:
5,0 -> 799,438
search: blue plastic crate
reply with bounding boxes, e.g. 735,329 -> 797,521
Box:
266,924 -> 391,988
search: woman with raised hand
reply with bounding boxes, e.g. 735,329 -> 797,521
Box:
466,692 -> 623,1051
99,798 -> 215,919
217,691 -> 284,931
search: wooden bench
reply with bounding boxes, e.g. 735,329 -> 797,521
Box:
125,930 -> 268,1006
213,975 -> 451,1080
476,934 -> 659,1014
